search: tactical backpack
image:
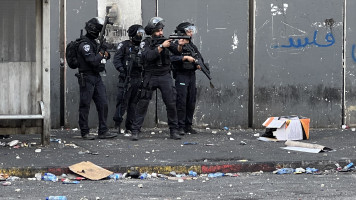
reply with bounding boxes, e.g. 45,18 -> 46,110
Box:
65,37 -> 86,69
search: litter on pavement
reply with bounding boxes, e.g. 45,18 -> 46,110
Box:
281,140 -> 333,153
69,161 -> 113,180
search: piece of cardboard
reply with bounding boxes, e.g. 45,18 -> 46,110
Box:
257,137 -> 278,142
69,161 -> 113,180
262,117 -> 284,128
262,116 -> 309,141
300,118 -> 310,139
281,146 -> 322,153
282,140 -> 333,153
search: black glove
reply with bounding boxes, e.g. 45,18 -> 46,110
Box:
100,41 -> 110,51
99,50 -> 111,60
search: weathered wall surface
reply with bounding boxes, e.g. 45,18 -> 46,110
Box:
156,0 -> 250,128
254,0 -> 343,128
50,0 -> 349,129
64,0 -> 142,129
50,0 -> 60,128
345,0 -> 356,127
65,0 -> 98,128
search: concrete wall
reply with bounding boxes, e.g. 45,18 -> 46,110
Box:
50,0 -> 60,128
345,0 -> 356,126
65,0 -> 98,128
254,0 -> 343,128
64,0 -> 142,129
49,0 -> 350,129
156,0 -> 250,128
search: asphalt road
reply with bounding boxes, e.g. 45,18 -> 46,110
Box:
1,171 -> 355,200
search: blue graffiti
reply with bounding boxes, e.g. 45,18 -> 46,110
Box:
274,30 -> 335,48
352,44 -> 356,62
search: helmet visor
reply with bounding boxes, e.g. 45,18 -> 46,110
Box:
150,17 -> 164,26
184,25 -> 197,34
137,28 -> 145,37
95,17 -> 105,25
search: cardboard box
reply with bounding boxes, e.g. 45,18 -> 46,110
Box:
262,116 -> 310,141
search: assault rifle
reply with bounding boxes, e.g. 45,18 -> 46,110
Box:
96,16 -> 114,55
151,35 -> 191,46
184,44 -> 214,88
122,47 -> 140,99
117,46 -> 140,118
95,16 -> 114,74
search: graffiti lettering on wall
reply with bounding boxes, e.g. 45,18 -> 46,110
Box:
273,30 -> 335,49
352,45 -> 356,62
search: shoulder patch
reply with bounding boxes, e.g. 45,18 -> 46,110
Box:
117,43 -> 123,50
83,44 -> 90,52
140,41 -> 145,49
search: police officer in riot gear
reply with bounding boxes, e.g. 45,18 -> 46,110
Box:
171,22 -> 201,135
130,17 -> 188,141
76,17 -> 118,140
113,24 -> 144,134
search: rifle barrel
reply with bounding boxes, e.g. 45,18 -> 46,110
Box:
168,35 -> 191,40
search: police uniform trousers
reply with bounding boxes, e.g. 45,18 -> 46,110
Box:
131,73 -> 178,133
113,76 -> 141,131
175,71 -> 197,130
78,74 -> 108,136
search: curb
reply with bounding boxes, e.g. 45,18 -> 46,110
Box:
0,160 -> 345,178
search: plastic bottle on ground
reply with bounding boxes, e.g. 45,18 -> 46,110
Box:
208,172 -> 224,178
305,167 -> 319,174
140,172 -> 147,180
276,168 -> 294,174
46,196 -> 67,200
189,170 -> 197,177
343,162 -> 354,171
42,173 -> 58,182
62,179 -> 80,184
109,173 -> 123,180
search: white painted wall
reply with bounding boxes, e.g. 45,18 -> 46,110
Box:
98,0 -> 142,44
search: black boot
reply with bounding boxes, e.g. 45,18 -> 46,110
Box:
178,128 -> 185,136
184,126 -> 198,134
98,131 -> 118,139
131,131 -> 139,141
82,133 -> 95,140
170,130 -> 181,140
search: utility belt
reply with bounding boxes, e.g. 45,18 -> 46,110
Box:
182,62 -> 195,70
78,70 -> 99,76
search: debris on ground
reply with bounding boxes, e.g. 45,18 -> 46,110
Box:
8,140 -> 19,147
208,172 -> 224,178
69,161 -> 113,180
340,162 -> 354,172
250,171 -> 263,176
183,142 -> 198,145
257,137 -> 278,142
282,140 -> 333,153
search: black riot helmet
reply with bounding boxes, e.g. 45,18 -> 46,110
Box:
85,17 -> 105,39
144,17 -> 165,35
128,24 -> 145,45
175,22 -> 197,36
